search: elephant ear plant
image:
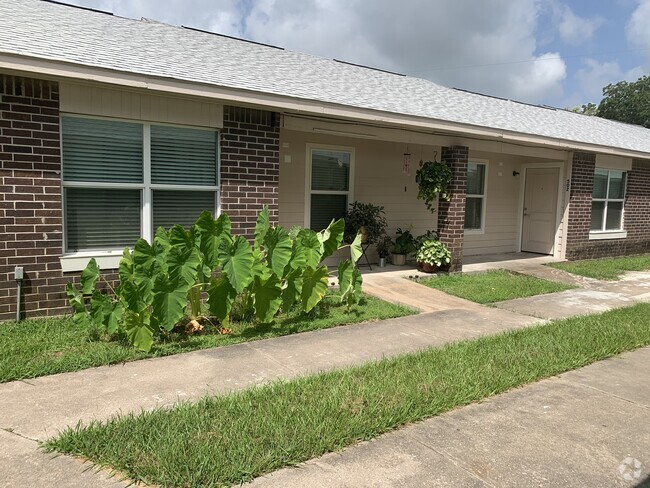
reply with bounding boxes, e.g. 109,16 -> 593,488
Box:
67,207 -> 364,352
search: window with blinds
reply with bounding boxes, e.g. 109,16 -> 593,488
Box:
309,148 -> 352,231
62,116 -> 219,253
464,162 -> 486,231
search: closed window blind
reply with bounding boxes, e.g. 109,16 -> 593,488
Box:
311,150 -> 350,191
65,188 -> 141,251
152,190 -> 216,231
310,194 -> 348,232
62,116 -> 143,183
151,125 -> 218,186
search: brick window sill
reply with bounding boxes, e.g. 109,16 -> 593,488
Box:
589,230 -> 627,241
60,251 -> 124,273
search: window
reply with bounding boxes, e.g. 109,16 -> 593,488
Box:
62,116 -> 219,253
307,147 -> 353,231
464,161 -> 486,231
591,168 -> 626,232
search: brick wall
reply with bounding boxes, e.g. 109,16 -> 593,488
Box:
220,106 -> 280,237
438,145 -> 468,272
564,152 -> 596,260
565,153 -> 650,260
0,74 -> 65,320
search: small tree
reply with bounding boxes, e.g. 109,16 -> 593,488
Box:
597,75 -> 650,128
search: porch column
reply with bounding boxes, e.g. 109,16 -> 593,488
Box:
565,151 -> 596,260
438,145 -> 468,272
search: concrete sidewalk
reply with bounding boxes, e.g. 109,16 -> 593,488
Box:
248,346 -> 650,488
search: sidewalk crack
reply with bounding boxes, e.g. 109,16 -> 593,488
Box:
407,433 -> 497,487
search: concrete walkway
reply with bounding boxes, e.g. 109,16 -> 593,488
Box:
248,346 -> 650,488
1,256 -> 649,487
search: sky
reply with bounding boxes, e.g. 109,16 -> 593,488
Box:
63,0 -> 649,109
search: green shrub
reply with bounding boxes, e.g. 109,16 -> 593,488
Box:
66,208 -> 363,352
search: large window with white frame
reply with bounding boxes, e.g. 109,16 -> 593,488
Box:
307,146 -> 353,231
62,115 -> 219,253
591,168 -> 626,232
464,161 -> 487,231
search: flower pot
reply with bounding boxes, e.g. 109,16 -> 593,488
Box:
379,257 -> 386,268
418,262 -> 438,273
392,253 -> 406,266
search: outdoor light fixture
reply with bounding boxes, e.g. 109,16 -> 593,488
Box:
513,170 -> 521,177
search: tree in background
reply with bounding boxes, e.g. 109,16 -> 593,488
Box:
597,75 -> 650,128
567,75 -> 649,129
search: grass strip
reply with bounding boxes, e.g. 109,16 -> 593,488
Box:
0,294 -> 413,383
45,303 -> 650,487
548,254 -> 650,280
417,269 -> 574,303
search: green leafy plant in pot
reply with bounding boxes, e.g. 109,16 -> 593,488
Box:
415,160 -> 453,212
416,239 -> 451,273
375,234 -> 393,267
392,228 -> 417,266
344,201 -> 388,244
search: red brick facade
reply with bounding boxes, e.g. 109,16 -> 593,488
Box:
221,106 -> 280,236
565,153 -> 650,260
0,76 -> 281,320
438,145 -> 468,271
0,74 -> 65,320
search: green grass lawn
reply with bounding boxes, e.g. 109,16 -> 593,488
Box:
548,254 -> 650,281
45,303 -> 650,487
416,269 -> 574,304
0,293 -> 414,383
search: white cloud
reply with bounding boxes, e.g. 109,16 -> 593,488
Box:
63,0 -> 568,104
564,58 -> 644,107
627,0 -> 650,53
552,2 -> 604,45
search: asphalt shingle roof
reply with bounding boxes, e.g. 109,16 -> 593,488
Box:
1,0 -> 649,156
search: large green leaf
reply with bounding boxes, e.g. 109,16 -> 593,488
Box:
120,280 -> 146,314
66,282 -> 91,328
350,232 -> 363,267
118,248 -> 135,284
90,291 -> 123,335
169,224 -> 196,254
133,254 -> 164,306
281,268 -> 303,313
319,218 -> 345,261
254,206 -> 270,250
253,274 -> 282,323
207,276 -> 236,322
300,266 -> 329,312
339,260 -> 363,308
294,229 -> 324,269
154,226 -> 171,251
124,310 -> 155,352
264,227 -> 293,278
152,273 -> 188,332
80,258 -> 100,295
218,235 -> 254,294
194,211 -> 230,270
167,247 -> 201,292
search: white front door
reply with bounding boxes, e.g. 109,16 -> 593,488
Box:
521,167 -> 559,254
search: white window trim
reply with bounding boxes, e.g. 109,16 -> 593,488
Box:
464,159 -> 488,235
304,143 -> 355,230
589,168 -> 626,239
60,114 -> 220,271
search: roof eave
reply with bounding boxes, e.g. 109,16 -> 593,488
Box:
1,52 -> 648,161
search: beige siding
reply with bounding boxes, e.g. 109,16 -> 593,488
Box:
60,82 -> 223,127
463,152 -> 522,256
279,129 -> 438,261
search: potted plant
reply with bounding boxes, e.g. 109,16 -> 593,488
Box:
375,234 -> 393,268
392,228 -> 417,266
344,201 -> 388,244
415,239 -> 452,273
415,160 -> 453,212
